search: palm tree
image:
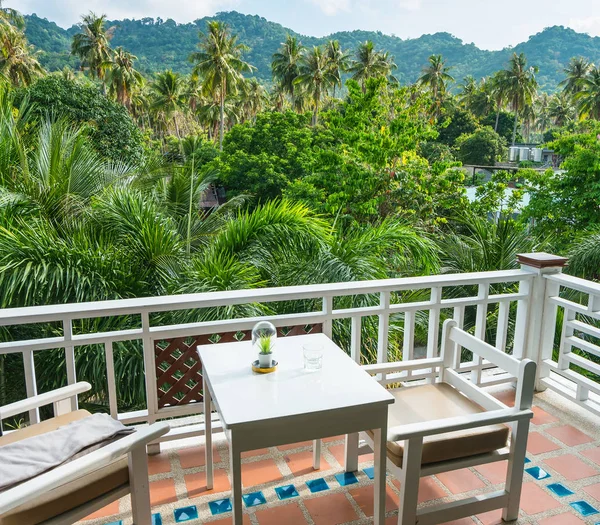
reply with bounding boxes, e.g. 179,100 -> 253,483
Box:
271,35 -> 305,107
574,66 -> 600,120
0,26 -> 44,86
418,55 -> 455,118
189,21 -> 254,150
238,78 -> 268,122
496,53 -> 538,145
548,92 -> 576,127
325,40 -> 350,98
71,12 -> 115,86
560,57 -> 592,99
470,77 -> 496,118
149,70 -> 186,139
348,41 -> 397,91
295,46 -> 337,126
490,72 -> 507,132
107,47 -> 142,108
458,75 -> 478,109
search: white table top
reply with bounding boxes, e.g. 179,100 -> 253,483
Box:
198,333 -> 394,429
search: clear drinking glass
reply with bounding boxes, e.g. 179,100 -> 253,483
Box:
303,343 -> 324,371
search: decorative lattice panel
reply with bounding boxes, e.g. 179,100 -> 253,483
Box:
154,324 -> 323,409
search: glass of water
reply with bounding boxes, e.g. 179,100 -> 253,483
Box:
303,343 -> 324,371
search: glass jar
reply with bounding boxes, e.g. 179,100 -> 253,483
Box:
252,321 -> 277,366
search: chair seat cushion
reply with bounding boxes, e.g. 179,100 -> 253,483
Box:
0,410 -> 129,525
369,382 -> 510,466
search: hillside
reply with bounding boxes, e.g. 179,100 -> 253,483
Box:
22,11 -> 600,91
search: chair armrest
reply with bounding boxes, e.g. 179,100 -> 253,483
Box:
387,408 -> 533,442
363,357 -> 443,375
0,421 -> 170,514
0,382 -> 92,421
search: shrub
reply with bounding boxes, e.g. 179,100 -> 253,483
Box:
16,76 -> 145,164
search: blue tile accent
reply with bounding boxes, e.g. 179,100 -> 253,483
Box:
570,501 -> 599,517
174,505 -> 199,522
275,484 -> 299,500
335,471 -> 359,486
306,478 -> 329,493
152,514 -> 163,525
363,467 -> 375,480
243,491 -> 267,508
208,498 -> 232,516
547,483 -> 574,497
104,522 -> 122,525
525,466 -> 551,480
524,457 -> 531,464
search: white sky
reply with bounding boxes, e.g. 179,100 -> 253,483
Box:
7,0 -> 600,50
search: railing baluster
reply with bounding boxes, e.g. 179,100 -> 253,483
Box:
558,307 -> 575,371
63,318 -> 78,411
495,301 -> 510,354
105,341 -> 119,419
471,284 -> 489,385
403,311 -> 415,362
23,350 -> 39,424
452,306 -> 465,369
350,316 -> 361,364
141,312 -> 158,425
427,287 -> 442,359
322,296 -> 333,339
377,292 -> 390,382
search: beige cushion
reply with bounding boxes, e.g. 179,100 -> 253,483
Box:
369,382 -> 509,466
0,410 -> 129,525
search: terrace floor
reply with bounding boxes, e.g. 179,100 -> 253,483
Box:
78,385 -> 600,525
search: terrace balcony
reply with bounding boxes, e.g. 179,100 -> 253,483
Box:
1,252 -> 600,525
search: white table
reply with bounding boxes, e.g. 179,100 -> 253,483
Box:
198,333 -> 394,525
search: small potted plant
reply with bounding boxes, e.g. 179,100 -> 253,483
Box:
252,321 -> 277,368
257,334 -> 274,367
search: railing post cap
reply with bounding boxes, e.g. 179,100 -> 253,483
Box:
516,252 -> 568,269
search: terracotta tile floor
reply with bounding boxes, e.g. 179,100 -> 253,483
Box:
77,386 -> 600,525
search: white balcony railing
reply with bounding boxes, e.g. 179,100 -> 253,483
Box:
539,272 -> 600,415
0,252 -> 597,442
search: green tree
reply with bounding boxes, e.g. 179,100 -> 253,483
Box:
560,57 -> 592,99
575,66 -> 600,120
271,35 -> 304,107
107,47 -> 142,108
71,12 -> 114,85
295,46 -> 337,126
325,40 -> 350,98
548,92 -> 576,127
238,77 -> 268,122
496,53 -> 538,145
348,41 -> 397,91
0,25 -> 44,86
18,75 -> 144,163
189,21 -> 254,150
418,55 -> 455,119
458,75 -> 478,109
455,127 -> 506,165
149,70 -> 186,139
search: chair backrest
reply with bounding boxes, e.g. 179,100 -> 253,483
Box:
440,319 -> 536,411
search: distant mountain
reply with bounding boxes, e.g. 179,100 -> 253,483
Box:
22,11 -> 600,91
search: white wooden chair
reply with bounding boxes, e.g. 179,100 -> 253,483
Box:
361,319 -> 536,525
0,382 -> 169,525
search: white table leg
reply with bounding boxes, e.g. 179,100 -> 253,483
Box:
203,377 -> 213,490
312,439 -> 322,469
373,417 -> 388,525
230,434 -> 243,525
344,432 -> 359,472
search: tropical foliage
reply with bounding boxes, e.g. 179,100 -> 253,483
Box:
2,6 -> 600,414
